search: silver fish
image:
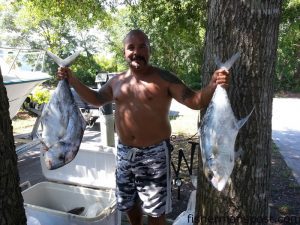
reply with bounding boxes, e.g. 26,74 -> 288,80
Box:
40,51 -> 86,170
199,52 -> 253,191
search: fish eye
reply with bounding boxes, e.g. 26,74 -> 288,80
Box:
58,153 -> 65,161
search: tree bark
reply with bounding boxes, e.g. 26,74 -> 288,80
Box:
0,68 -> 27,225
195,1 -> 282,225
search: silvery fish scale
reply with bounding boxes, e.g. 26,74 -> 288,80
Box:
40,79 -> 86,170
199,52 -> 252,191
200,85 -> 240,191
40,51 -> 86,170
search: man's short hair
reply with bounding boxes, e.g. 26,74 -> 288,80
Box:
123,29 -> 150,46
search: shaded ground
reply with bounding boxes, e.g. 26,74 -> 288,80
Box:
269,144 -> 300,222
168,135 -> 198,221
167,135 -> 300,224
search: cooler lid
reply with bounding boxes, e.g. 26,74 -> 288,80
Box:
40,133 -> 117,190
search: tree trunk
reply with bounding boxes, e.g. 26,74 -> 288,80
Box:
0,68 -> 27,225
195,1 -> 282,225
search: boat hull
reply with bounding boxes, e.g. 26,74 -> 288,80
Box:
4,73 -> 50,118
1,47 -> 51,118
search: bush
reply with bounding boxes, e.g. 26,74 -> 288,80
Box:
30,86 -> 51,104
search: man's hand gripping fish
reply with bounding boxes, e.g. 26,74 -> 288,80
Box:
40,51 -> 86,170
199,52 -> 253,191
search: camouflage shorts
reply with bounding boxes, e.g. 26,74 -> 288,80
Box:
115,140 -> 172,217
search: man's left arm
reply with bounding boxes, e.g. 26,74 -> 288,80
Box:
167,69 -> 230,110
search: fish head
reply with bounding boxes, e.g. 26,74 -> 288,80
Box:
44,141 -> 77,170
203,164 -> 214,182
203,161 -> 228,191
211,173 -> 228,191
64,147 -> 77,164
203,152 -> 233,191
43,150 -> 65,170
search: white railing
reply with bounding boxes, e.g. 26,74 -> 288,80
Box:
0,47 -> 46,76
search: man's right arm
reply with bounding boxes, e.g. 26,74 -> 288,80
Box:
57,67 -> 113,107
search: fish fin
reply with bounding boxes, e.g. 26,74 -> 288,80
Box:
236,107 -> 255,129
46,51 -> 64,67
215,52 -> 241,70
46,50 -> 81,67
35,131 -> 49,150
62,51 -> 81,67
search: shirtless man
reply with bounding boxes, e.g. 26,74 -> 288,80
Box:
57,29 -> 229,225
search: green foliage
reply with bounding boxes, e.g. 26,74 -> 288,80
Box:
94,55 -> 120,72
66,51 -> 120,86
104,8 -> 134,71
104,1 -> 206,88
31,86 -> 51,104
70,53 -> 102,86
124,0 -> 206,88
14,0 -> 108,29
2,0 -> 298,93
1,0 -> 114,86
275,0 -> 300,92
1,0 -> 206,89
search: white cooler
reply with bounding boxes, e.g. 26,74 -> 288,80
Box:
22,134 -> 121,225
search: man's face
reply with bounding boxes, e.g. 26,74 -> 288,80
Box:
124,32 -> 150,70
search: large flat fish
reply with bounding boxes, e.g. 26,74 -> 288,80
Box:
199,52 -> 253,191
40,51 -> 86,170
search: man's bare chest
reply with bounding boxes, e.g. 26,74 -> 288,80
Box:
113,80 -> 168,103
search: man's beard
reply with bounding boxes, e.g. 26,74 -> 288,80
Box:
127,55 -> 147,69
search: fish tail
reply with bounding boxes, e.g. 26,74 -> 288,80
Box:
236,107 -> 255,129
35,131 -> 49,150
46,50 -> 81,67
63,51 -> 81,67
215,52 -> 241,70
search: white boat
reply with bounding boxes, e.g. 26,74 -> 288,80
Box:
1,47 -> 51,118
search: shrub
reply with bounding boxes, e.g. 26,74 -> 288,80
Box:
31,86 -> 51,104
